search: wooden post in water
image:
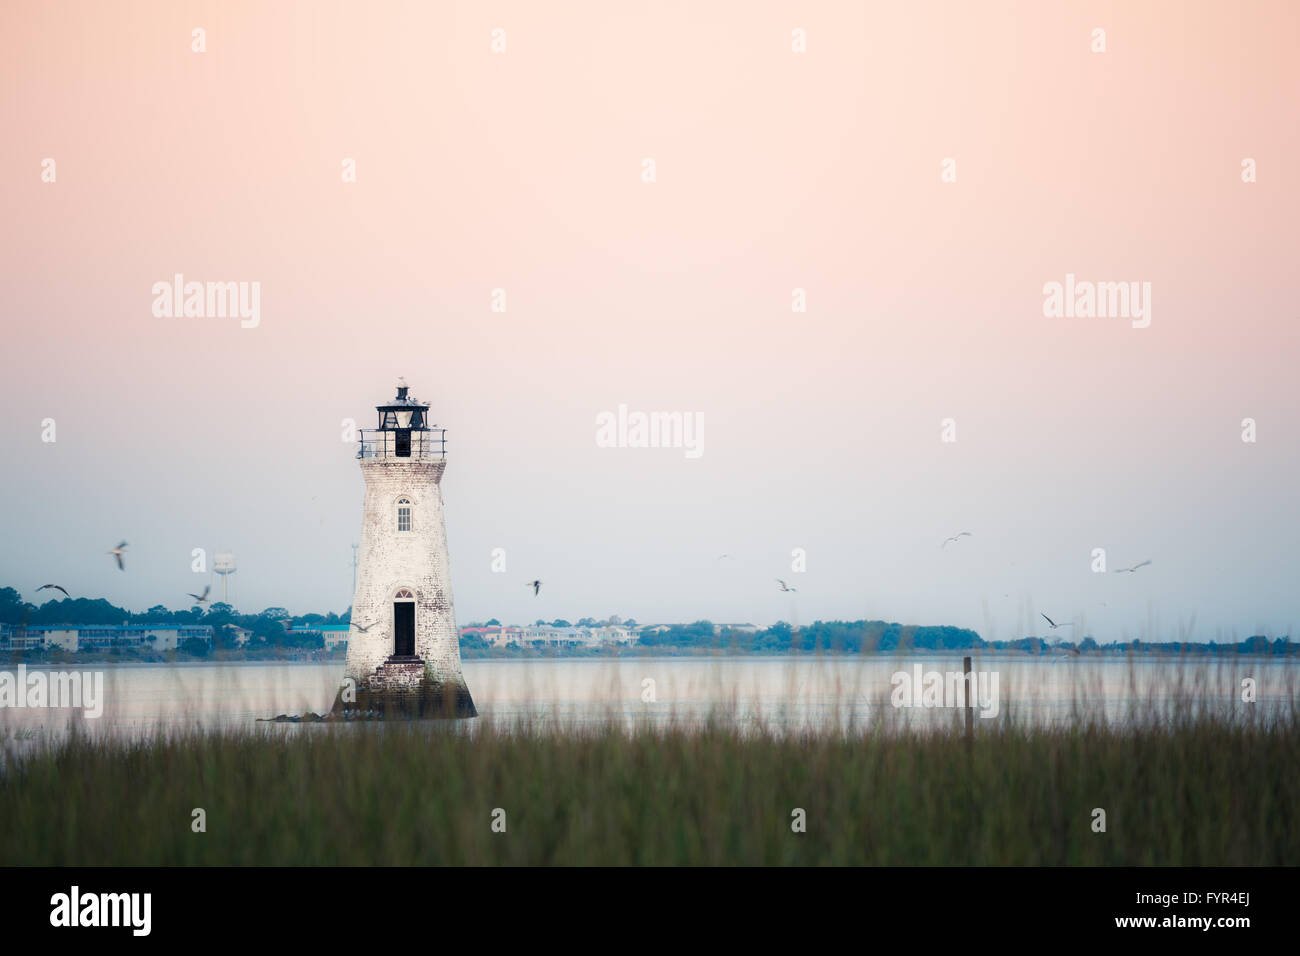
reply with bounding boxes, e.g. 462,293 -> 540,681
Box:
964,655 -> 974,739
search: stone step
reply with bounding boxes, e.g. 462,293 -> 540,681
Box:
370,655 -> 429,691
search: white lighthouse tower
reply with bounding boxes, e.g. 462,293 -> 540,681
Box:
335,379 -> 476,717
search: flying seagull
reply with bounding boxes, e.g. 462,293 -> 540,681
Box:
1115,560 -> 1152,574
108,541 -> 128,570
776,579 -> 797,593
36,584 -> 70,597
188,586 -> 211,607
1041,613 -> 1074,630
526,580 -> 542,596
941,532 -> 972,549
353,620 -> 375,633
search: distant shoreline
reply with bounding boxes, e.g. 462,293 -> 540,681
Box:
3,645 -> 1296,667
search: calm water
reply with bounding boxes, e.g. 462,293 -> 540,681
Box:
1,655 -> 1296,744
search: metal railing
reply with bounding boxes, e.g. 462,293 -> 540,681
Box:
357,428 -> 447,460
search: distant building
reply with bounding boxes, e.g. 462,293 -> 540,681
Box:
0,625 -> 68,650
544,627 -> 590,646
0,624 -> 214,652
592,624 -> 634,643
286,625 -> 350,650
227,626 -> 254,647
33,627 -> 78,651
460,626 -> 524,648
459,623 -> 635,647
318,624 -> 350,650
713,623 -> 759,635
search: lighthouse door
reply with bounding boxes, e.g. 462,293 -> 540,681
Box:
394,601 -> 415,656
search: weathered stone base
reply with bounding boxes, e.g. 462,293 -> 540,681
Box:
331,656 -> 477,719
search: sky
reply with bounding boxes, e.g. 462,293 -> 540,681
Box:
2,1 -> 1297,643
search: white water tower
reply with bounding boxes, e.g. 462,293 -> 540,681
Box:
213,551 -> 237,608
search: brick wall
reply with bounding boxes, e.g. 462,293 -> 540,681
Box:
344,455 -> 471,699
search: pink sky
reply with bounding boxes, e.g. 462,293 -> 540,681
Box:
2,1 -> 1298,641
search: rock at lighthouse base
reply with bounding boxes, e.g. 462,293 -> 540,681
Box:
330,656 -> 477,719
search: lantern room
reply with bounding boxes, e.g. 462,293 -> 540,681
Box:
377,379 -> 428,431
357,378 -> 447,460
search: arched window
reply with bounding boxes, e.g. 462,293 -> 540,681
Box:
396,497 -> 412,532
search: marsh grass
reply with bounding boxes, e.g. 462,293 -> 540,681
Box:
1,651 -> 1296,865
1,708 -> 1296,865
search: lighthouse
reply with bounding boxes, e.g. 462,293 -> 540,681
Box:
335,379 -> 476,718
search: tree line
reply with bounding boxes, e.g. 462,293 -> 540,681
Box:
2,588 -> 1292,656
